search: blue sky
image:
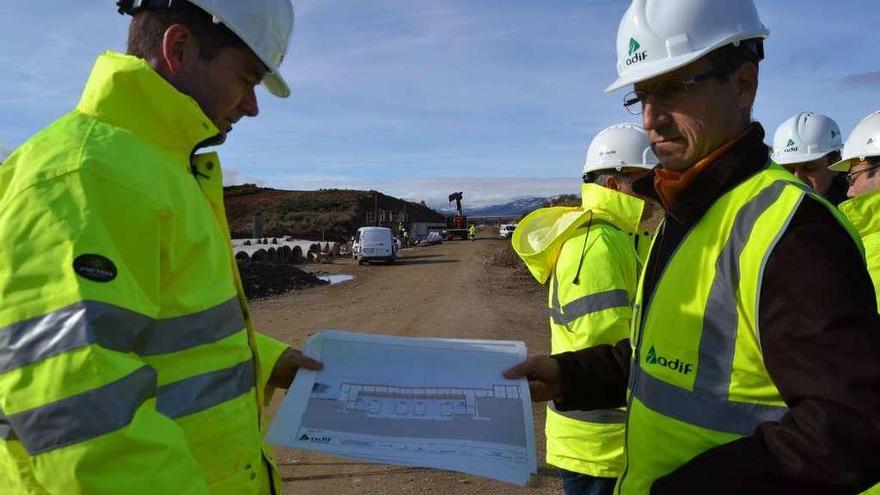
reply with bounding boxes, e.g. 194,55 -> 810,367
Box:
0,1 -> 877,208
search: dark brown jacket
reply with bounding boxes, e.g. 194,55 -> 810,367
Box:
553,124 -> 880,494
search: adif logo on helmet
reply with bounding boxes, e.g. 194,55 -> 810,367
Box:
784,138 -> 799,153
626,37 -> 647,65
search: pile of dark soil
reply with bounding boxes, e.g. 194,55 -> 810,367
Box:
237,260 -> 328,299
484,242 -> 531,278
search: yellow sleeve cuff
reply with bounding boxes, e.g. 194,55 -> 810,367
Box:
254,332 -> 290,406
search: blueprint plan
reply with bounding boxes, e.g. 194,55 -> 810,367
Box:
267,330 -> 537,486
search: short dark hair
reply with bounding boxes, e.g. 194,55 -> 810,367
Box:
127,3 -> 246,62
826,150 -> 843,166
706,40 -> 764,82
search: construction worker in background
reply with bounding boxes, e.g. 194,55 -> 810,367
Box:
831,111 -> 880,309
506,0 -> 880,493
0,1 -> 322,493
772,112 -> 849,204
512,124 -> 659,495
402,228 -> 410,247
468,224 -> 476,241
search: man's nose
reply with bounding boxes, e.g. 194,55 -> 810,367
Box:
240,88 -> 259,118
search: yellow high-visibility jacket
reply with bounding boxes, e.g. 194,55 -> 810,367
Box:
513,183 -> 644,477
840,190 -> 880,311
618,166 -> 862,494
0,52 -> 290,494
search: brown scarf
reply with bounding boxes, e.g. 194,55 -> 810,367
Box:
653,127 -> 752,210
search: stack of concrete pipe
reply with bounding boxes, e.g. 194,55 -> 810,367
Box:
231,238 -> 340,263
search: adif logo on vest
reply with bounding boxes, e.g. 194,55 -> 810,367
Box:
626,38 -> 647,65
645,345 -> 693,375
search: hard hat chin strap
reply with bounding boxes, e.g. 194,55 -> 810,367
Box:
116,0 -> 187,16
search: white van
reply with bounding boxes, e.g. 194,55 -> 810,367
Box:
499,224 -> 517,239
354,226 -> 396,265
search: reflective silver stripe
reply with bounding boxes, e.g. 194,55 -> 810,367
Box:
157,359 -> 254,419
694,181 -> 788,397
561,290 -> 629,322
0,301 -> 151,374
1,366 -> 156,454
634,363 -> 787,436
550,288 -> 630,328
139,297 -> 245,356
633,180 -> 797,435
0,297 -> 244,373
549,402 -> 626,424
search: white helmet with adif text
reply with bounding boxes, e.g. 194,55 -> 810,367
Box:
606,0 -> 769,92
771,113 -> 843,165
829,111 -> 880,172
583,124 -> 658,175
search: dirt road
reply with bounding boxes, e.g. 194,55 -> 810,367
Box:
250,233 -> 562,494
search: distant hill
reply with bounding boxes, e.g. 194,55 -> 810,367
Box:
461,194 -> 581,218
224,185 -> 445,241
464,197 -> 548,217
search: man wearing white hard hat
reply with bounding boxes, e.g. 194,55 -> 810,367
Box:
772,112 -> 849,204
832,111 -> 880,310
506,0 -> 880,493
0,1 -> 322,493
513,124 -> 658,495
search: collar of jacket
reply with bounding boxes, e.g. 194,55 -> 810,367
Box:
633,123 -> 770,225
76,51 -> 221,160
839,189 -> 880,238
512,183 -> 644,284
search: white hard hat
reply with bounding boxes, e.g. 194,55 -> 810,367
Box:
118,0 -> 294,98
829,111 -> 880,172
188,0 -> 294,97
771,113 -> 843,165
606,0 -> 769,93
583,124 -> 658,175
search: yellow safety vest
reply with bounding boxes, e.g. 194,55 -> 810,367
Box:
617,165 -> 862,494
514,183 -> 644,477
0,52 -> 290,494
840,190 -> 880,311
839,191 -> 880,495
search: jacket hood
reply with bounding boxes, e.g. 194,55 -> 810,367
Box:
512,183 -> 644,283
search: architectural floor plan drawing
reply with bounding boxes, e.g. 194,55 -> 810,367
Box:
267,330 -> 537,486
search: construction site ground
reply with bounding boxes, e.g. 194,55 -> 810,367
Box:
250,230 -> 562,494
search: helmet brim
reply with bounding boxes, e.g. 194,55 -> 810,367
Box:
828,158 -> 855,172
262,72 -> 291,98
605,32 -> 769,93
772,150 -> 839,166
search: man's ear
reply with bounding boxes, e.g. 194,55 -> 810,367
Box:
159,24 -> 197,75
734,62 -> 759,114
604,175 -> 620,192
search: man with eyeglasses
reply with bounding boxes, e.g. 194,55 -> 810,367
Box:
831,111 -> 880,310
771,113 -> 849,205
505,0 -> 880,493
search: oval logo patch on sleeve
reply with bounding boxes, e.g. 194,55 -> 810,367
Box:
73,254 -> 118,282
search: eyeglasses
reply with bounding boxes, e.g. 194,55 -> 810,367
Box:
846,163 -> 880,187
623,69 -> 721,115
